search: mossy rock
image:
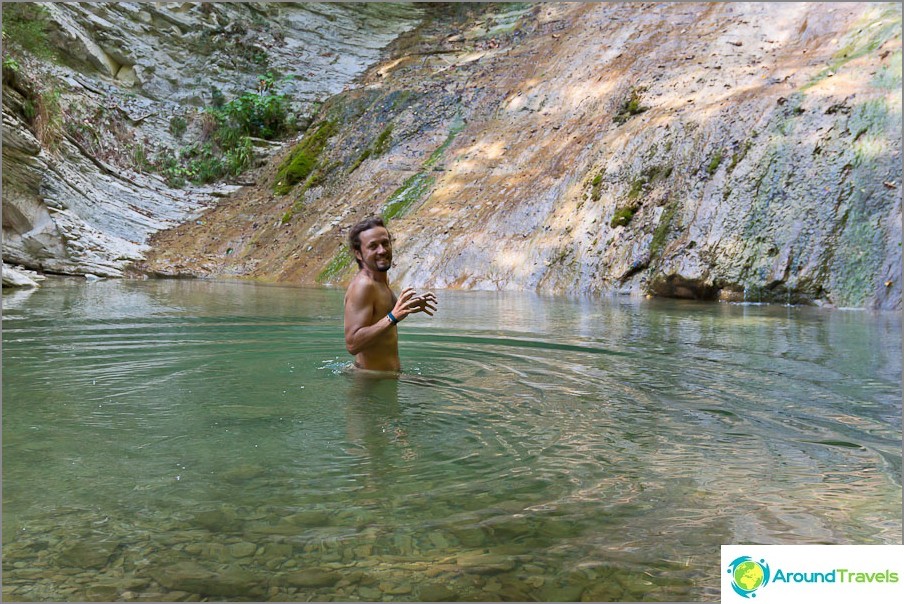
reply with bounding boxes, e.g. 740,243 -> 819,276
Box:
273,120 -> 337,195
318,247 -> 355,284
613,87 -> 648,125
610,206 -> 637,228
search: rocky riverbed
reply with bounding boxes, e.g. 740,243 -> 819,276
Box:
2,501 -> 694,602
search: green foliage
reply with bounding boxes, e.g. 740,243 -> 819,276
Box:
27,88 -> 64,150
149,75 -> 293,187
130,142 -> 152,172
1,3 -> 55,60
274,120 -> 338,195
169,115 -> 187,138
207,75 -> 292,144
154,136 -> 252,187
3,56 -> 19,74
225,136 -> 254,175
613,87 -> 648,125
210,86 -> 226,108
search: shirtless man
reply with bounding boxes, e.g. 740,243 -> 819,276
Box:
344,217 -> 437,372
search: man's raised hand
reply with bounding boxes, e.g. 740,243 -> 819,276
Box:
392,287 -> 438,320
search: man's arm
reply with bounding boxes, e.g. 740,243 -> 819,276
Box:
344,279 -> 390,356
344,284 -> 435,355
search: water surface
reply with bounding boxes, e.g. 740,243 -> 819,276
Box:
2,279 -> 901,601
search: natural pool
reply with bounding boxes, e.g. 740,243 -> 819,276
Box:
2,279 -> 901,601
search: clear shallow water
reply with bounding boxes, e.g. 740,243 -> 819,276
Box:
2,279 -> 901,602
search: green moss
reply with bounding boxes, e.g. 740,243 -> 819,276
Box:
317,248 -> 355,284
627,178 -> 646,200
274,120 -> 337,195
625,165 -> 671,201
872,50 -> 902,89
373,114 -> 463,221
424,113 -> 465,169
373,124 -> 393,155
169,115 -> 187,138
849,98 -> 890,167
382,172 -> 436,221
349,124 -> 394,174
613,87 -> 649,125
590,171 -> 604,201
323,90 -> 381,125
727,140 -> 752,173
707,148 -> 723,175
804,4 -> 902,90
610,206 -> 638,228
650,201 -> 679,259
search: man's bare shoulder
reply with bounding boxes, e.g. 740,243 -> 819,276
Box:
345,272 -> 379,302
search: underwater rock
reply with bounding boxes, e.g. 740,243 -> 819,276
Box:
149,561 -> 262,598
282,568 -> 342,588
418,582 -> 458,601
56,539 -> 119,569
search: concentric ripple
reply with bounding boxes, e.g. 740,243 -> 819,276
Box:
2,280 -> 900,602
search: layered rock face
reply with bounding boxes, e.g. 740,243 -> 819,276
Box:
2,2 -> 424,278
141,2 -> 902,310
4,3 -> 901,309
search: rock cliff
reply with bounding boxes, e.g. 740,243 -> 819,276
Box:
3,3 -> 901,309
2,1 -> 424,278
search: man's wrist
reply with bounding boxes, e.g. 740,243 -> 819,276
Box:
387,311 -> 399,325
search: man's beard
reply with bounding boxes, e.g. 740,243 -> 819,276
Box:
375,258 -> 392,272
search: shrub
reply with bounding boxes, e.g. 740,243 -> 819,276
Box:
151,75 -> 294,187
169,115 -> 187,138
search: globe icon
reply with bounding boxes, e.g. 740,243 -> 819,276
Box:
733,560 -> 765,592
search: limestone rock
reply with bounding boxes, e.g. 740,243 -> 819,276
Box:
2,263 -> 39,288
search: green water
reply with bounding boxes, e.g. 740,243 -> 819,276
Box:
2,279 -> 901,601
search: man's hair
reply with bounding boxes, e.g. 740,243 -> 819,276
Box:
348,216 -> 390,268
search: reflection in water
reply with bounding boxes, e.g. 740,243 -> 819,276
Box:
2,279 -> 900,602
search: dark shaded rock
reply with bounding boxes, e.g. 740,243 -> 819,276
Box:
57,539 -> 119,569
148,562 -> 262,598
419,583 -> 458,601
282,568 -> 342,588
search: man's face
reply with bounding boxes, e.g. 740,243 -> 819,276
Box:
356,226 -> 393,272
